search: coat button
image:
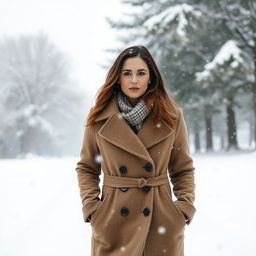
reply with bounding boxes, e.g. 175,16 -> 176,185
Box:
143,208 -> 150,216
119,187 -> 129,192
119,165 -> 127,174
143,163 -> 153,172
120,207 -> 129,216
142,186 -> 151,192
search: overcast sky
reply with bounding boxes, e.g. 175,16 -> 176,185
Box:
0,0 -> 125,102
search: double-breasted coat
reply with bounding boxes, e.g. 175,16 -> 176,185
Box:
75,96 -> 196,256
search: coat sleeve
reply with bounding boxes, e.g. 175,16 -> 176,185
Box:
168,108 -> 196,225
75,123 -> 102,223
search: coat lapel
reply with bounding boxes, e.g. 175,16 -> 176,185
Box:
95,96 -> 176,162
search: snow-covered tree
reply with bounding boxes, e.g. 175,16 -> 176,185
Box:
196,40 -> 250,150
219,0 -> 256,147
105,0 -> 254,151
0,32 -> 84,158
106,0 -> 224,151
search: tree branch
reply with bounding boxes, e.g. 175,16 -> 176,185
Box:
249,0 -> 256,20
223,0 -> 254,50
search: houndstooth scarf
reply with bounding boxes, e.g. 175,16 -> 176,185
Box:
116,90 -> 151,133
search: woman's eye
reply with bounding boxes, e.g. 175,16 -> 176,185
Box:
123,72 -> 131,76
138,72 -> 146,76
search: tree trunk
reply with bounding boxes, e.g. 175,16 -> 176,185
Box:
220,133 -> 225,151
249,114 -> 253,148
252,40 -> 256,149
204,108 -> 213,152
194,121 -> 201,152
20,126 -> 37,156
226,101 -> 239,150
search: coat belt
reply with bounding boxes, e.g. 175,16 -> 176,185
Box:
103,173 -> 169,188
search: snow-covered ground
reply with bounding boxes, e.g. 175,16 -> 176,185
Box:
0,151 -> 255,256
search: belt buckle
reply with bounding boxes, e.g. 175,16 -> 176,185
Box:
137,178 -> 147,188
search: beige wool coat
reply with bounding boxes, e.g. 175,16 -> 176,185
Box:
75,96 -> 196,256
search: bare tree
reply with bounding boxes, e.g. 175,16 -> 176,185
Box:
0,32 -> 84,158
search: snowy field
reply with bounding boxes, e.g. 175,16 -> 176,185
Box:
0,151 -> 255,256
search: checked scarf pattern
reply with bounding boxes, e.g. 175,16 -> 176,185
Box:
116,90 -> 151,133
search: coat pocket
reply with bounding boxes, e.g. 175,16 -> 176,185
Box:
90,190 -> 109,227
162,186 -> 186,225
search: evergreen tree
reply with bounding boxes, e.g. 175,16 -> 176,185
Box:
196,40 -> 249,150
219,0 -> 256,148
106,0 -> 253,151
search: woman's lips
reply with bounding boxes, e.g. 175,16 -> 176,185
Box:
129,88 -> 139,91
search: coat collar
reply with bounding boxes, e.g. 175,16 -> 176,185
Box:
95,96 -> 177,162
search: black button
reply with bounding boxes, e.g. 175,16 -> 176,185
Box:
143,163 -> 153,172
119,187 -> 129,192
119,165 -> 127,174
120,207 -> 129,216
142,186 -> 151,192
143,208 -> 150,216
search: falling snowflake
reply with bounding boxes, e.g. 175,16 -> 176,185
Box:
95,154 -> 102,164
217,244 -> 223,251
156,123 -> 161,128
117,113 -> 123,119
163,248 -> 167,253
158,226 -> 166,234
120,246 -> 126,252
128,48 -> 133,54
138,226 -> 142,231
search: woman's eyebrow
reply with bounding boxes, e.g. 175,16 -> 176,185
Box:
122,69 -> 147,71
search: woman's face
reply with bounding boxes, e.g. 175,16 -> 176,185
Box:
119,57 -> 150,106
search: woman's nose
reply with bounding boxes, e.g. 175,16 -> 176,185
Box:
131,74 -> 139,83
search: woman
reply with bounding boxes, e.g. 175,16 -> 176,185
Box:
75,45 -> 196,256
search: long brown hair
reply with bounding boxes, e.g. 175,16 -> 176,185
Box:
86,45 -> 179,128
